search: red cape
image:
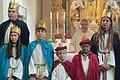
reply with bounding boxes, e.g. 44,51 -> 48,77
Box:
71,53 -> 100,80
52,59 -> 74,79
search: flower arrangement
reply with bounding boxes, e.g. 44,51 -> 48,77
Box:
64,33 -> 72,39
55,34 -> 62,39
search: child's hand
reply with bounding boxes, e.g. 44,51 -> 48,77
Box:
8,77 -> 14,80
99,64 -> 110,72
37,75 -> 47,80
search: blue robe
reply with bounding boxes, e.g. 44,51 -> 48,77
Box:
0,19 -> 29,47
25,39 -> 54,80
0,44 -> 26,80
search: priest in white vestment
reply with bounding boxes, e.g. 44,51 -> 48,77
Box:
70,19 -> 94,52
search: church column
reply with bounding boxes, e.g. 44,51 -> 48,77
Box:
40,0 -> 43,20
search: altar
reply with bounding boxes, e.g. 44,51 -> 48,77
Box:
47,0 -> 120,41
50,0 -> 120,61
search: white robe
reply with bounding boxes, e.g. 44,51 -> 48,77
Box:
29,44 -> 48,77
51,62 -> 71,80
81,55 -> 89,76
7,46 -> 23,80
98,33 -> 115,80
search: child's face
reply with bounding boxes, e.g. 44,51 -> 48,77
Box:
80,44 -> 91,54
57,50 -> 67,61
36,29 -> 46,39
10,32 -> 19,43
8,8 -> 19,21
101,17 -> 111,31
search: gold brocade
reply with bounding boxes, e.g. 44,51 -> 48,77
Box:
96,0 -> 107,22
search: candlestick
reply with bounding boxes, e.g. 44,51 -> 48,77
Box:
63,12 -> 65,35
50,12 -> 52,38
57,12 -> 59,34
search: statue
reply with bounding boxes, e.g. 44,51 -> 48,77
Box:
82,0 -> 97,22
70,0 -> 84,22
69,0 -> 84,33
103,0 -> 120,22
70,0 -> 101,23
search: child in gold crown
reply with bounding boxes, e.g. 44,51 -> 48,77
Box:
0,0 -> 29,47
25,21 -> 54,80
0,25 -> 26,80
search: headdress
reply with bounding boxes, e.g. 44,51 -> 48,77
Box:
10,25 -> 21,35
8,0 -> 20,11
79,37 -> 92,46
55,46 -> 67,51
36,20 -> 46,30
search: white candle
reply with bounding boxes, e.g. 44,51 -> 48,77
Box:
63,12 -> 65,35
50,12 -> 52,20
57,12 -> 58,20
57,12 -> 59,34
50,12 -> 52,37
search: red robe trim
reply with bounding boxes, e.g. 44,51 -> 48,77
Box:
52,60 -> 73,79
71,53 -> 100,80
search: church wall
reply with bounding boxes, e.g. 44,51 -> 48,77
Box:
3,0 -> 8,21
43,0 -> 52,40
36,0 -> 41,23
23,0 -> 36,42
36,0 -> 52,40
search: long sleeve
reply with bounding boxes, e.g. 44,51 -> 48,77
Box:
42,64 -> 49,77
29,57 -> 37,75
107,51 -> 115,67
98,52 -> 104,65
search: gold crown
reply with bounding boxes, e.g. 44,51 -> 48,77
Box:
10,25 -> 21,35
8,0 -> 20,11
36,20 -> 46,29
